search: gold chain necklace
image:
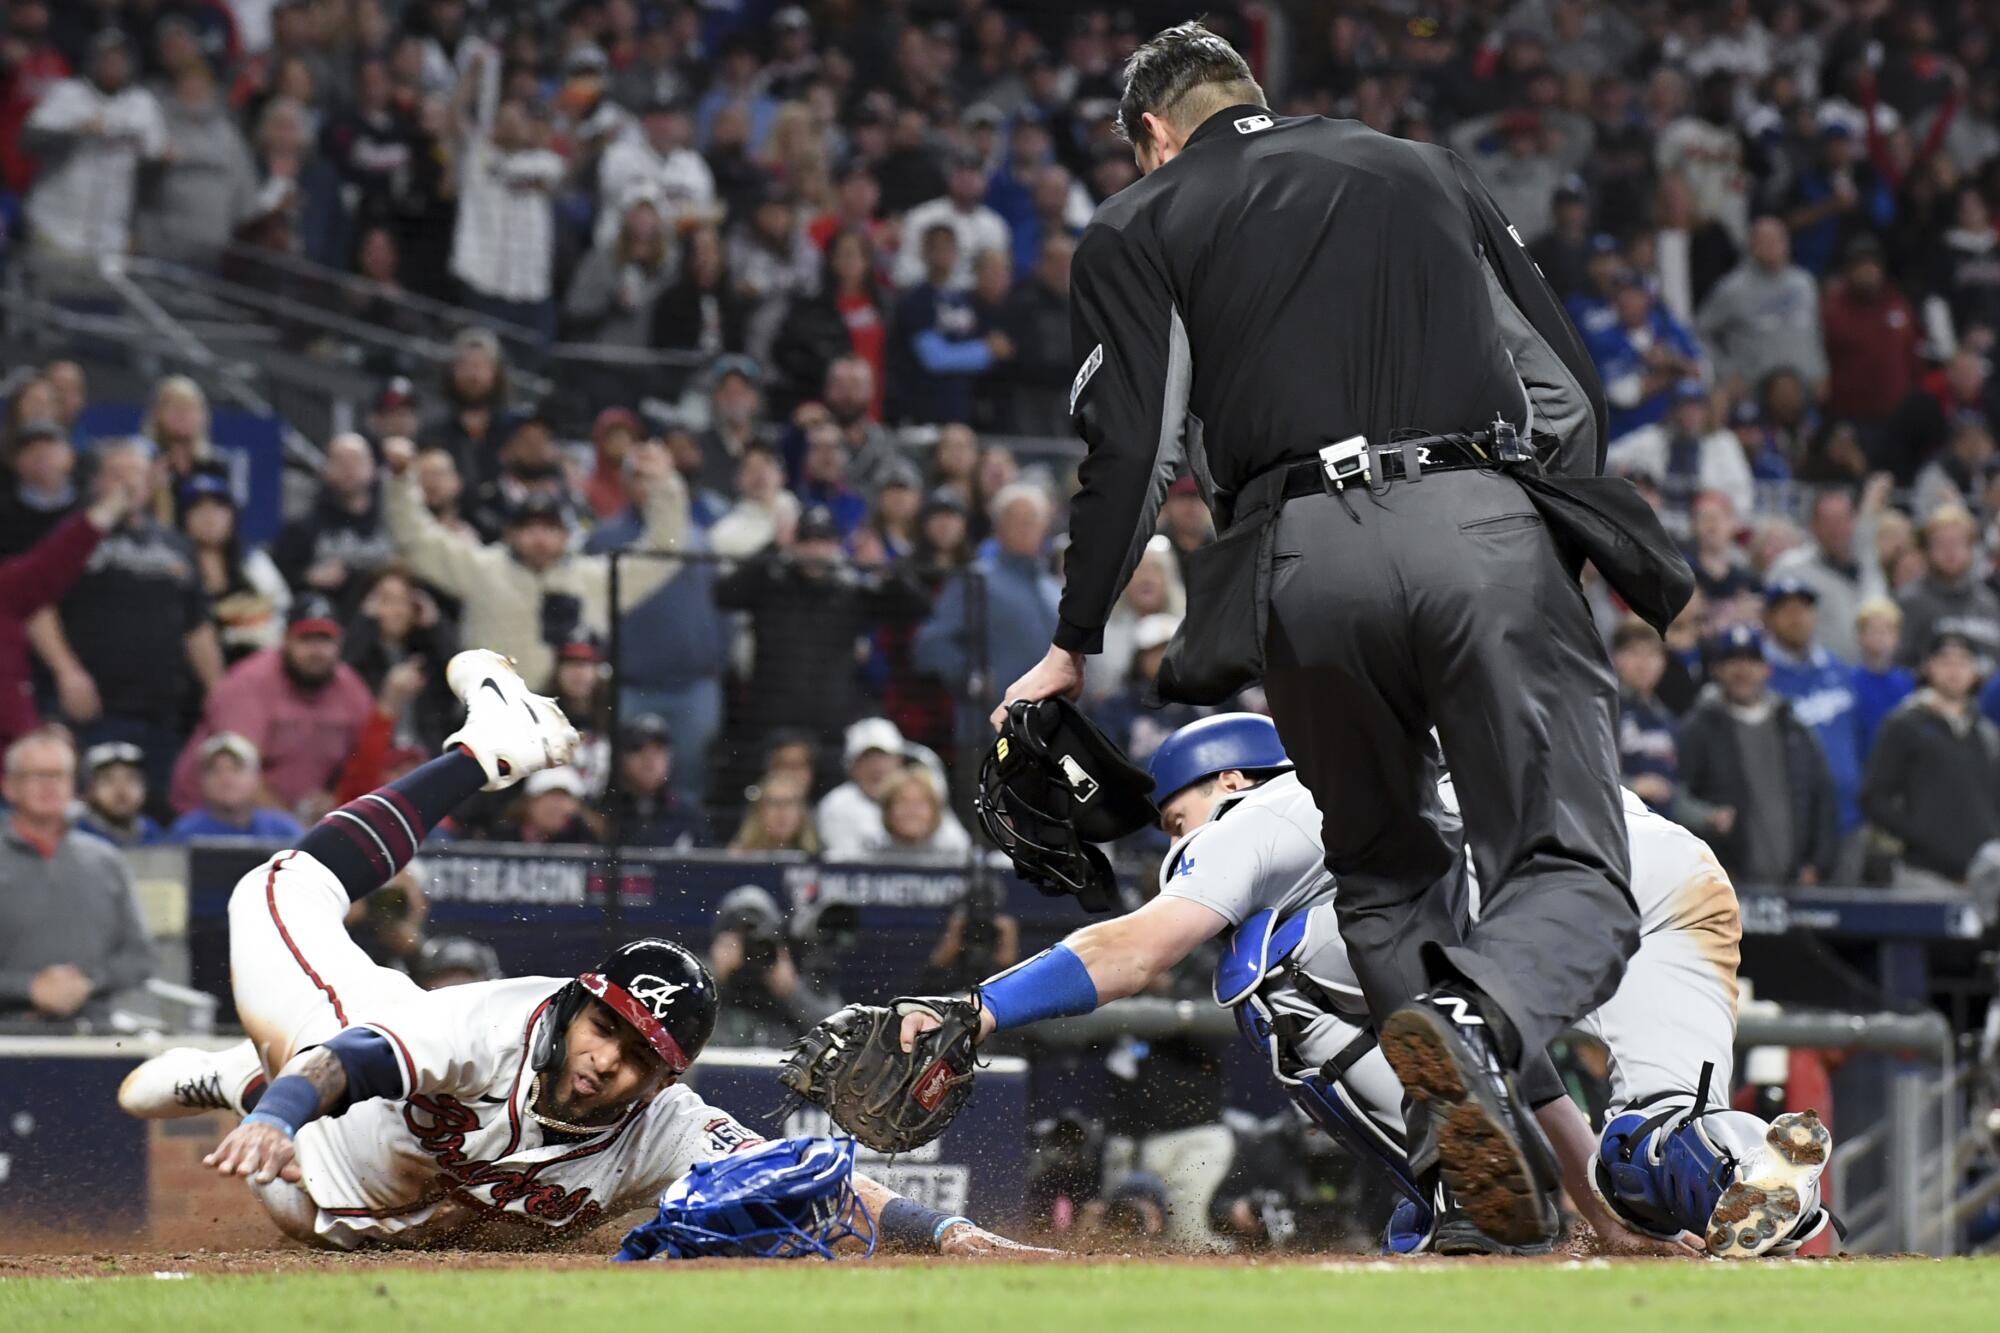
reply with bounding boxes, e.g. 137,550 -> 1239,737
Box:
526,1074 -> 622,1136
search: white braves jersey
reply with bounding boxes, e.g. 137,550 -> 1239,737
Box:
294,977 -> 760,1249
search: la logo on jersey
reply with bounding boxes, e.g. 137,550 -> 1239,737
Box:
1234,114 -> 1273,133
1172,852 -> 1197,879
627,974 -> 687,1019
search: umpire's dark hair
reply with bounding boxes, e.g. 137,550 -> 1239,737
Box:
1116,20 -> 1266,146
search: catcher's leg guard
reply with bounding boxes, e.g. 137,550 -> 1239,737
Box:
1594,1075 -> 1833,1257
1288,1069 -> 1429,1216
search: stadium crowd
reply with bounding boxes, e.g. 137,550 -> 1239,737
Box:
6,0 -> 2000,1246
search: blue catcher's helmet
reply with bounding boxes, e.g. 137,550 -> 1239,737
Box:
613,1137 -> 876,1262
1147,713 -> 1293,803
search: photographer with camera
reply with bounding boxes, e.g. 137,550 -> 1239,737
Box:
911,880 -> 1018,995
707,885 -> 839,1048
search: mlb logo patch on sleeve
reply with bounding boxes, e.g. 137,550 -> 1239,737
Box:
1070,342 -> 1104,414
1234,114 -> 1273,133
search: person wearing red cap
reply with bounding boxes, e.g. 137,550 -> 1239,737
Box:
167,594 -> 376,821
585,407 -> 643,520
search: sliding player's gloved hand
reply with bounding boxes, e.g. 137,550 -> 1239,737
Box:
777,998 -> 980,1154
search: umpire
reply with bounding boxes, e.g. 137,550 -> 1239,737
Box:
997,23 -> 1690,1248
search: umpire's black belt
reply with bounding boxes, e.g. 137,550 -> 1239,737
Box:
1225,431 -> 1499,530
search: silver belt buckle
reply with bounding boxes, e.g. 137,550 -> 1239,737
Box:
1318,435 -> 1371,491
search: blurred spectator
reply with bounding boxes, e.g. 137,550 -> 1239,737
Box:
1893,350 -> 1998,489
715,505 -> 928,749
415,935 -> 503,990
1648,172 -> 1739,320
0,729 -> 155,1023
23,30 -> 163,259
0,417 -> 75,559
414,446 -> 477,539
1895,505 -> 2000,667
419,327 -> 510,491
730,187 -> 819,364
343,861 -> 428,973
792,421 -> 868,537
1853,598 -> 1918,761
272,432 -> 395,611
888,223 -> 1010,425
545,629 -> 611,799
1447,109 -> 1576,245
1092,536 -> 1188,704
1695,216 -> 1826,395
341,569 -> 458,752
651,221 -> 749,356
1612,619 -> 1679,814
1657,72 -> 1750,247
169,594 -> 375,820
598,96 -> 715,245
0,475 -> 132,748
1158,475 -> 1215,574
915,483 -> 1061,727
141,376 -> 218,522
505,767 -> 602,845
1586,271 -> 1705,441
1862,630 -> 2000,891
1606,382 -> 1754,518
563,196 -> 674,348
1820,236 -> 1920,444
997,232 -> 1074,437
689,356 -> 771,498
137,24 -> 257,269
0,2 -> 67,200
1529,178 -> 1595,303
708,885 -> 837,1048
912,886 -> 1022,998
73,741 -> 162,849
1912,418 -> 1998,520
1934,185 -> 2000,348
380,433 -> 688,690
772,231 -> 890,420
1782,122 -> 1893,279
447,48 -> 563,343
708,442 -> 798,558
330,655 -> 431,812
1763,577 -> 1863,834
181,470 -> 290,665
1684,489 -> 1760,618
1096,613 -> 1201,765
815,716 -> 966,858
166,733 -> 305,843
1678,625 -> 1839,886
583,408 -> 643,521
605,713 -> 709,850
1768,480 -> 1890,663
893,148 -> 1009,291
43,443 -> 223,807
728,771 -> 818,854
465,411 -> 574,543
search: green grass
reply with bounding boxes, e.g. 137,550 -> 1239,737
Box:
5,1260 -> 2000,1332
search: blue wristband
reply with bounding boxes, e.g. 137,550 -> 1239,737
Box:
978,943 -> 1099,1032
933,1214 -> 973,1245
244,1073 -> 320,1137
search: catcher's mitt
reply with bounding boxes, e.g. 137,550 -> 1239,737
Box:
776,998 -> 981,1154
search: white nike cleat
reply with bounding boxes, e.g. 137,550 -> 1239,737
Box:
118,1041 -> 267,1120
1706,1110 -> 1833,1258
443,649 -> 580,791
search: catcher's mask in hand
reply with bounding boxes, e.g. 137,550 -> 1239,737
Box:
977,698 -> 1158,912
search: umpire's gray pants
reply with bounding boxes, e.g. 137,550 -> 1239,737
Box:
1260,470 -> 1639,1083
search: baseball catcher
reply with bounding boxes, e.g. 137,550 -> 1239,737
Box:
789,710 -> 1833,1258
117,650 -> 1026,1259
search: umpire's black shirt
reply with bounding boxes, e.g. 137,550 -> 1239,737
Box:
1056,107 -> 1609,653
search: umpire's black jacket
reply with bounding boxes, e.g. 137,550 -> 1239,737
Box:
1054,107 -> 1609,654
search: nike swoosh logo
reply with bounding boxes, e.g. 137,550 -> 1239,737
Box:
480,679 -> 506,703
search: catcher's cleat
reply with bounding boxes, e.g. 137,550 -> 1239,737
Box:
118,1041 -> 266,1120
443,649 -> 579,791
1380,986 -> 1561,1248
1593,1079 -> 1833,1259
1384,1185 -> 1557,1256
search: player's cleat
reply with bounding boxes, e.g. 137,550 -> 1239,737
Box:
1385,1185 -> 1558,1256
118,1041 -> 267,1120
443,649 -> 579,791
1379,985 -> 1561,1248
1593,1086 -> 1833,1259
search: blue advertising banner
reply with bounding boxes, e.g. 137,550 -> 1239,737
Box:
72,404 -> 287,545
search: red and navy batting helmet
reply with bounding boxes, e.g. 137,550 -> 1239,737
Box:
536,938 -> 718,1077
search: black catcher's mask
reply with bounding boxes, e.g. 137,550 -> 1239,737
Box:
976,698 -> 1159,912
532,938 -> 719,1079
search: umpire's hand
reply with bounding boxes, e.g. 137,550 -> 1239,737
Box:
989,646 -> 1085,730
205,1120 -> 302,1185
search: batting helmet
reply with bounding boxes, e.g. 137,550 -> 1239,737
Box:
1147,713 -> 1293,803
533,938 -> 718,1078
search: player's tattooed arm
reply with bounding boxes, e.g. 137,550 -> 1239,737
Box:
201,1047 -> 351,1185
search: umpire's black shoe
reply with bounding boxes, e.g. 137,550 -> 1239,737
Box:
1380,985 -> 1561,1248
